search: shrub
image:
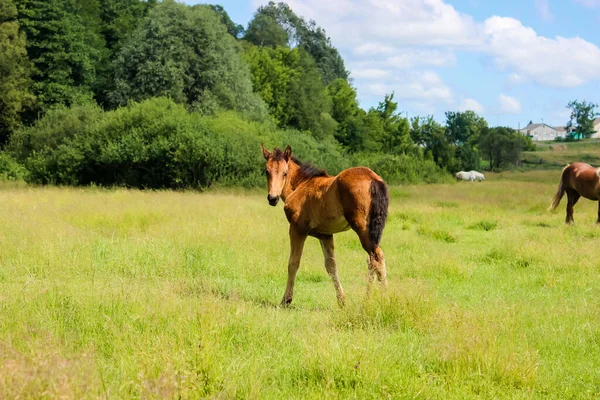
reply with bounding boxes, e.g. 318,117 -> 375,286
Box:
8,98 -> 349,188
351,152 -> 451,184
8,97 -> 453,188
0,152 -> 27,181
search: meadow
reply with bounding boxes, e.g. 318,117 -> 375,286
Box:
1,170 -> 600,399
522,139 -> 600,168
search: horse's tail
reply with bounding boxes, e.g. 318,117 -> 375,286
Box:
548,164 -> 569,211
369,179 -> 389,246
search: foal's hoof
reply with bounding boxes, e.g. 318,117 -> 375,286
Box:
280,298 -> 292,307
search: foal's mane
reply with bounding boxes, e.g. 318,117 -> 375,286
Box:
270,148 -> 329,179
292,156 -> 330,179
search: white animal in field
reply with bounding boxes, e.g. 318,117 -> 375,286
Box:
455,170 -> 485,182
455,171 -> 474,181
469,170 -> 485,181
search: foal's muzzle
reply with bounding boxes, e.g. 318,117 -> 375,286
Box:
267,194 -> 279,206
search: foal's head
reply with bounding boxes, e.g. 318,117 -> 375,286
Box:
261,144 -> 292,206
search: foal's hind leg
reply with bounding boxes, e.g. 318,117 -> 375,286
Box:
319,235 -> 345,307
348,220 -> 387,291
597,201 -> 600,224
566,189 -> 580,224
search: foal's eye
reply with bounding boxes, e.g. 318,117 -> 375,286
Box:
283,171 -> 288,177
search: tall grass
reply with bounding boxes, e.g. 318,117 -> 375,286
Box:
1,172 -> 600,398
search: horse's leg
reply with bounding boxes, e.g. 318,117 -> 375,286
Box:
319,235 -> 345,307
348,220 -> 387,292
597,201 -> 600,224
281,226 -> 307,307
566,189 -> 580,224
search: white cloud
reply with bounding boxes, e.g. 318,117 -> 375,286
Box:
482,16 -> 600,87
352,68 -> 390,79
386,49 -> 456,69
364,71 -> 454,103
459,98 -> 485,113
353,43 -> 396,56
534,0 -> 554,21
252,0 -> 600,111
498,94 -> 522,114
574,0 -> 600,7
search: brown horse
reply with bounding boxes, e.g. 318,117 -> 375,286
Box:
261,144 -> 389,307
549,162 -> 600,224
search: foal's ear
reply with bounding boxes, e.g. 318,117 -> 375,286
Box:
283,145 -> 292,162
261,143 -> 271,160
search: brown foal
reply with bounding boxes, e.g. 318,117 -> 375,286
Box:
262,144 -> 389,307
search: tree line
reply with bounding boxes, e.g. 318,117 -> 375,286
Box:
0,0 -> 538,187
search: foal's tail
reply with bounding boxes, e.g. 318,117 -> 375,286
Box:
548,164 -> 569,211
369,180 -> 389,246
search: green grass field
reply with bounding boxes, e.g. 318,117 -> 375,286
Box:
522,139 -> 600,168
2,171 -> 600,399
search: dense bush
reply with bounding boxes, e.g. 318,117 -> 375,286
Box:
7,98 -> 355,188
7,97 -> 450,188
0,152 -> 28,181
351,152 -> 451,185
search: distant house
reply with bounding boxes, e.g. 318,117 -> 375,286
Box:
591,118 -> 600,139
554,126 -> 568,137
519,123 -> 560,141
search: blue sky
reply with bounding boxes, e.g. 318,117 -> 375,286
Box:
186,0 -> 600,129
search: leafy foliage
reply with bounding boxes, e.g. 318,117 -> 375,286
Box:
243,44 -> 334,138
479,126 -> 534,170
0,0 -> 34,145
244,1 -> 348,84
110,0 -> 266,119
14,0 -> 106,114
8,98 -> 351,188
566,100 -> 599,139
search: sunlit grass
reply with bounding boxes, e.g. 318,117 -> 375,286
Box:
1,172 -> 600,398
523,139 -> 600,167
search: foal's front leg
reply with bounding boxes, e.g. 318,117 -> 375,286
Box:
281,226 -> 307,307
319,235 -> 345,308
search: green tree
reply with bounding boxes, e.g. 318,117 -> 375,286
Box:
110,1 -> 266,119
0,0 -> 34,145
243,45 -> 297,125
286,48 -> 335,138
372,93 -> 412,154
244,1 -> 348,84
359,93 -> 413,155
336,111 -> 368,153
15,0 -> 105,113
97,0 -> 155,106
445,110 -> 487,170
99,0 -> 154,53
325,79 -> 366,151
299,19 -> 348,84
411,115 -> 457,170
208,4 -> 244,39
243,44 -> 334,138
244,11 -> 288,47
445,110 -> 487,145
479,126 -> 533,170
566,100 -> 599,139
326,78 -> 359,123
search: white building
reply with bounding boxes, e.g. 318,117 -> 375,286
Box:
591,118 -> 600,139
519,123 -> 562,141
